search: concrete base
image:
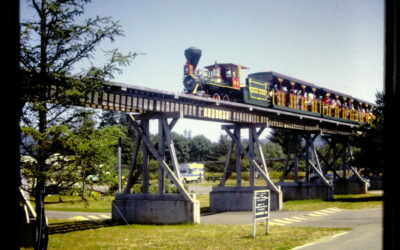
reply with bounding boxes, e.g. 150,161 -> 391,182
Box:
368,177 -> 383,190
112,193 -> 200,224
276,182 -> 334,201
334,180 -> 368,194
209,186 -> 282,212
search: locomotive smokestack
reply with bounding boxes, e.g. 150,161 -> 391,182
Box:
184,47 -> 202,71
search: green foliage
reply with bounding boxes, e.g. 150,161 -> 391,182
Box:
21,110 -> 125,196
20,1 -> 135,247
188,135 -> 213,161
351,91 -> 384,176
170,132 -> 190,162
262,142 -> 286,170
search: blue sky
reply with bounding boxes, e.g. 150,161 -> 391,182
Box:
21,0 -> 384,141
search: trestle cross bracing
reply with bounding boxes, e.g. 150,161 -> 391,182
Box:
219,123 -> 280,193
123,112 -> 193,202
278,131 -> 332,187
318,137 -> 367,184
278,131 -> 367,190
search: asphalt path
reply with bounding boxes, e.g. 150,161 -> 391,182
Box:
293,208 -> 382,250
202,208 -> 382,250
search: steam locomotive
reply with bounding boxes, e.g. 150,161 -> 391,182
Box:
183,47 -> 375,124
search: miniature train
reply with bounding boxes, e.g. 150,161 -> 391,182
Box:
183,47 -> 376,124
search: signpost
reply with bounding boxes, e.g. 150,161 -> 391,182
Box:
252,190 -> 270,237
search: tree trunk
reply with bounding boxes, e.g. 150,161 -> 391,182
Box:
35,1 -> 49,249
34,179 -> 48,250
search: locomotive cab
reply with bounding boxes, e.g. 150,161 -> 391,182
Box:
204,63 -> 249,89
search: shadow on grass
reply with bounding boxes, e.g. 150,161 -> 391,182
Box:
333,196 -> 383,202
49,219 -> 121,235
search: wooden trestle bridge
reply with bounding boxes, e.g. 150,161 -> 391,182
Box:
51,81 -> 368,207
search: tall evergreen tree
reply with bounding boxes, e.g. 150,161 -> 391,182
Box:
20,1 -> 135,248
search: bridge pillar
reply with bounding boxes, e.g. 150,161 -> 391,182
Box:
210,123 -> 283,212
277,131 -> 334,201
112,112 -> 200,224
319,136 -> 368,194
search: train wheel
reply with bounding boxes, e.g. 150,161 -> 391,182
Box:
222,95 -> 230,102
212,93 -> 221,100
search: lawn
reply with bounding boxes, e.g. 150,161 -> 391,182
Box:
48,221 -> 350,250
283,193 -> 383,211
42,195 -> 115,213
41,192 -> 382,213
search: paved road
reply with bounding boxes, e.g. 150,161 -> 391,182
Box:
202,208 -> 382,250
293,208 -> 382,250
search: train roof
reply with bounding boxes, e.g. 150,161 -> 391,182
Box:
204,63 -> 250,70
248,71 -> 376,106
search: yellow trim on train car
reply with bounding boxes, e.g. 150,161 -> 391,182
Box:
248,79 -> 267,86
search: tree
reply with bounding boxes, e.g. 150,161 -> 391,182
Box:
99,110 -> 137,165
211,134 -> 231,160
170,132 -> 190,162
188,135 -> 213,161
20,1 -> 134,248
21,110 -> 124,196
262,142 -> 286,170
351,92 -> 384,176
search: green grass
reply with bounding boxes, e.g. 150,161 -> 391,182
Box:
41,192 -> 382,214
48,221 -> 350,250
283,193 -> 383,211
42,195 -> 115,213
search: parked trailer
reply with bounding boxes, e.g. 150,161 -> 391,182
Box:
180,163 -> 205,183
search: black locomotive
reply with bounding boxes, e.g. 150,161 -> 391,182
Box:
183,47 -> 375,124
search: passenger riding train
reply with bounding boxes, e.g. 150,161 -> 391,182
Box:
182,47 -> 376,124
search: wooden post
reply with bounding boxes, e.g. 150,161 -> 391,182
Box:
124,131 -> 142,193
162,119 -> 182,181
293,136 -> 299,183
235,127 -> 242,187
158,120 -> 166,194
142,120 -> 150,193
219,142 -> 234,187
249,127 -> 255,187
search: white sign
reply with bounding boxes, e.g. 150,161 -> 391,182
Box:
252,190 -> 270,237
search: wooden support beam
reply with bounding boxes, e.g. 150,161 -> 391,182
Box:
249,127 -> 255,187
345,144 -> 367,183
162,119 -> 182,181
142,120 -> 150,193
303,134 -> 332,187
235,127 -> 242,187
124,135 -> 142,193
223,126 -> 280,192
293,140 -> 300,182
219,141 -> 234,187
158,120 -> 166,194
307,159 -> 332,187
128,114 -> 193,202
280,137 -> 294,182
253,128 -> 269,177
